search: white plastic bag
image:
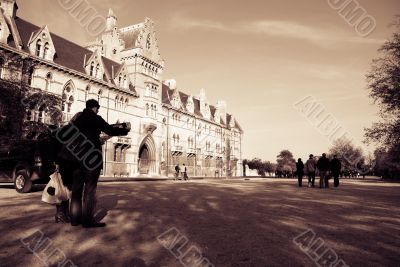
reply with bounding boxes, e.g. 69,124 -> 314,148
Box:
42,172 -> 71,204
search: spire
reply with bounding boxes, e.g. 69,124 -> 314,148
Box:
106,8 -> 117,31
108,8 -> 117,19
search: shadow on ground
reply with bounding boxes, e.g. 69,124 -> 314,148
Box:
0,179 -> 399,267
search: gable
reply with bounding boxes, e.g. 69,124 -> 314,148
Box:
27,25 -> 56,61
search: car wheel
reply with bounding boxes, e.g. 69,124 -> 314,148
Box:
14,170 -> 32,193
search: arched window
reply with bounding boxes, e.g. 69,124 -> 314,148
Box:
36,40 -> 42,57
27,67 -> 34,85
96,64 -> 100,78
43,42 -> 50,59
85,85 -> 90,101
67,96 -> 74,113
97,89 -> 102,102
90,62 -> 95,76
61,93 -> 67,112
38,105 -> 46,123
45,72 -> 52,91
123,75 -> 127,88
115,95 -> 119,109
124,98 -> 129,110
146,103 -> 149,116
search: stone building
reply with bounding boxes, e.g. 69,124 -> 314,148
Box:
0,0 -> 243,178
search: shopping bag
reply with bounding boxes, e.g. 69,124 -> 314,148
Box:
42,172 -> 71,204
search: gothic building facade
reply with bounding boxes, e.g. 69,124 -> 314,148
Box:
0,0 -> 243,178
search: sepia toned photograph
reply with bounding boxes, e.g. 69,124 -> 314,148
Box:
0,0 -> 399,266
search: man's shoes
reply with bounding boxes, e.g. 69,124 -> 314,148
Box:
82,221 -> 106,228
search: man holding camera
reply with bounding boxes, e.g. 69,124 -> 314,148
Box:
59,99 -> 131,228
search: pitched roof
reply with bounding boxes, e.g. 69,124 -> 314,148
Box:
13,17 -> 123,81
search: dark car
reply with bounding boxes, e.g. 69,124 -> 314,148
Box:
0,130 -> 57,193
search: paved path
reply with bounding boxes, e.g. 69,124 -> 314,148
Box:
1,178 -> 399,267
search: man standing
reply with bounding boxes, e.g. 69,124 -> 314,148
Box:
175,164 -> 180,180
331,155 -> 342,187
183,164 -> 188,180
58,99 -> 130,228
296,158 -> 304,187
305,154 -> 317,187
317,153 -> 330,188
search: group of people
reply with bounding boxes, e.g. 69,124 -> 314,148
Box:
295,153 -> 342,188
174,164 -> 189,180
51,99 -> 130,228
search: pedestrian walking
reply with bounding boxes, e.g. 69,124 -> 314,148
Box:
58,99 -> 130,228
175,164 -> 180,180
331,155 -> 342,187
296,158 -> 304,187
183,164 -> 188,180
305,154 -> 317,187
317,153 -> 330,188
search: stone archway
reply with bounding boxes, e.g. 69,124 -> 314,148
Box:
138,135 -> 156,175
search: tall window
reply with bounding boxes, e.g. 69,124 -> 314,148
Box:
27,68 -> 34,85
96,64 -> 100,78
90,62 -> 95,76
45,72 -> 52,91
36,40 -> 42,57
97,89 -> 102,102
85,85 -> 90,101
62,84 -> 74,114
145,103 -> 149,116
43,43 -> 50,59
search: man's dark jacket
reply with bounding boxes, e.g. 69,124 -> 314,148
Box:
57,108 -> 128,166
330,158 -> 342,174
317,156 -> 330,172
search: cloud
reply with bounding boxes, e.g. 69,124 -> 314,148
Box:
169,14 -> 384,46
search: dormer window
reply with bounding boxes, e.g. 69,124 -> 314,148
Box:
43,43 -> 50,59
96,64 -> 100,78
36,40 -> 42,57
90,62 -> 95,76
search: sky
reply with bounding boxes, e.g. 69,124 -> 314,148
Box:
18,0 -> 400,162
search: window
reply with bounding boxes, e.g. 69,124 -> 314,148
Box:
36,40 -> 42,57
124,98 -> 129,110
123,75 -> 127,88
38,105 -> 46,123
115,95 -> 119,109
45,72 -> 52,91
96,64 -> 100,78
85,85 -> 90,101
27,68 -> 34,85
90,62 -> 95,76
43,43 -> 50,59
97,89 -> 102,102
146,103 -> 149,116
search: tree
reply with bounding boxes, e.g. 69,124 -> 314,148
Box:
0,53 -> 62,146
276,150 -> 296,177
328,137 -> 366,174
365,16 -> 400,178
